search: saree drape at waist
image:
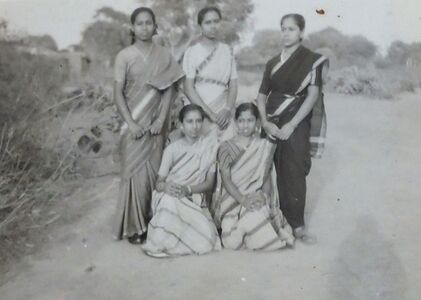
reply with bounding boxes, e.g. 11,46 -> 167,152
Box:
182,42 -> 238,143
214,138 -> 294,250
265,92 -> 327,158
113,44 -> 185,240
142,136 -> 221,257
260,46 -> 328,158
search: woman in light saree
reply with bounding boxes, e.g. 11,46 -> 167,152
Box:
256,14 -> 329,243
182,6 -> 238,142
113,7 -> 184,243
214,103 -> 294,250
142,105 -> 221,258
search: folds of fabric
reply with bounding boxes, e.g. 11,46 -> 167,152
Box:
263,46 -> 329,158
142,136 -> 221,257
215,138 -> 294,250
113,44 -> 185,240
182,42 -> 237,143
143,193 -> 221,256
273,120 -> 312,229
113,129 -> 164,240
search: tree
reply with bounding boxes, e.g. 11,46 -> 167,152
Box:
386,41 -> 421,66
81,2 -> 254,64
306,27 -> 377,67
24,34 -> 58,51
237,29 -> 282,67
143,0 -> 254,58
81,7 -> 131,64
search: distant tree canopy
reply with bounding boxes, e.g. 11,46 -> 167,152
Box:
24,34 -> 58,51
237,29 -> 282,67
306,27 -> 377,67
386,41 -> 421,66
147,0 -> 254,57
237,27 -> 378,69
81,7 -> 131,64
81,1 -> 254,63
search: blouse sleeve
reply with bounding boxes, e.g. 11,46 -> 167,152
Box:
217,141 -> 239,170
258,62 -> 271,95
182,47 -> 196,79
309,66 -> 322,88
114,51 -> 127,83
309,60 -> 329,88
158,144 -> 174,177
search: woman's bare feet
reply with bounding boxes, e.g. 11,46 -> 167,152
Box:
293,227 -> 317,245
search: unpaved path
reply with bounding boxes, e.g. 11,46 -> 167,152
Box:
1,93 -> 420,300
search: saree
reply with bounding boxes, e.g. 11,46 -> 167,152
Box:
260,45 -> 329,158
259,45 -> 329,229
182,42 -> 238,141
142,135 -> 221,257
113,44 -> 185,240
214,137 -> 294,250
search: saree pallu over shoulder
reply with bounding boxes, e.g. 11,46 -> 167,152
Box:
142,136 -> 221,257
119,44 -> 185,134
214,138 -> 294,250
182,43 -> 238,143
264,46 -> 329,158
113,44 -> 184,240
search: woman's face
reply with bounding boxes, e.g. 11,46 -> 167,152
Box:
181,110 -> 203,139
280,17 -> 303,47
236,110 -> 257,138
132,12 -> 155,42
200,11 -> 221,40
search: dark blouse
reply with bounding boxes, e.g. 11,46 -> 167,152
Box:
259,46 -> 324,114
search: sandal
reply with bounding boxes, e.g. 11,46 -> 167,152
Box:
127,233 -> 143,245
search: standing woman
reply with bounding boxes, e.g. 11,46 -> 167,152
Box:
182,6 -> 238,142
256,14 -> 329,242
113,7 -> 184,243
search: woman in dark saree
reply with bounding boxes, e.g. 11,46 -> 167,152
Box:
256,14 -> 329,243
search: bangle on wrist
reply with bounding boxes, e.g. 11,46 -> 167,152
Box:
187,185 -> 192,195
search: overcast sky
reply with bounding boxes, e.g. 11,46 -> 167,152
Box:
1,0 -> 420,53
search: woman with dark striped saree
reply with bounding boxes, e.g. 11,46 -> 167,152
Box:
214,103 -> 294,251
142,105 -> 221,258
112,7 -> 184,244
256,14 -> 329,244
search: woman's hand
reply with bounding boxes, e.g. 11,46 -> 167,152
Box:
129,123 -> 148,140
262,121 -> 280,139
163,181 -> 182,198
176,185 -> 192,199
248,192 -> 266,210
277,122 -> 295,140
241,193 -> 265,211
206,110 -> 218,124
216,108 -> 231,130
149,118 -> 164,135
240,195 -> 255,211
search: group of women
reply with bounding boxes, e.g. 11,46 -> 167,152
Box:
112,6 -> 328,258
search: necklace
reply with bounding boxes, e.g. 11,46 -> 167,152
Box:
134,43 -> 153,61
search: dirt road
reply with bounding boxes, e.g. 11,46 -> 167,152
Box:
1,92 -> 420,299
